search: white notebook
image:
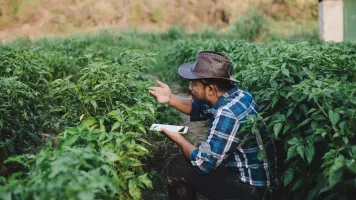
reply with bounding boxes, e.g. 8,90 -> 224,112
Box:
150,124 -> 189,134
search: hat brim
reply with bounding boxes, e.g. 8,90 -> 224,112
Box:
178,62 -> 239,83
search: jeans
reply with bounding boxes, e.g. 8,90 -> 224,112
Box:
167,153 -> 267,200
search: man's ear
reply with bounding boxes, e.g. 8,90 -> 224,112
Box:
208,85 -> 214,95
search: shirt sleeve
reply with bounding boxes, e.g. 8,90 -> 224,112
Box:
189,108 -> 243,174
190,99 -> 209,122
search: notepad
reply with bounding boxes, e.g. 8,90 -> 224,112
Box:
150,124 -> 189,134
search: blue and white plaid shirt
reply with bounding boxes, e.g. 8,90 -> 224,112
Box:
189,87 -> 272,187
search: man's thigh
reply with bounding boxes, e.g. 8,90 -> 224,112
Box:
167,153 -> 266,200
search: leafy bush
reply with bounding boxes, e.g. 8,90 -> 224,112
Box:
0,115 -> 154,200
0,77 -> 42,163
0,33 -> 184,199
48,54 -> 154,128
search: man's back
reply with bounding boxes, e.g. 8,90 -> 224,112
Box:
190,87 -> 271,187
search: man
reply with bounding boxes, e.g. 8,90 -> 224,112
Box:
149,51 -> 275,200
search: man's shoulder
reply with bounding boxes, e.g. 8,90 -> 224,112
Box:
224,88 -> 254,105
219,89 -> 257,116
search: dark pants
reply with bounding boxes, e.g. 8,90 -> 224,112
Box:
167,153 -> 267,200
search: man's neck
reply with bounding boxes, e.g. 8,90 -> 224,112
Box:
208,90 -> 226,107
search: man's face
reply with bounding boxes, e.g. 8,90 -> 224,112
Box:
189,80 -> 208,104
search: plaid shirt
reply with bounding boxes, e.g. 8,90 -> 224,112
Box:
189,87 -> 272,187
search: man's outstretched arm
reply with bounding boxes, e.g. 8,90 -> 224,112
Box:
149,80 -> 192,115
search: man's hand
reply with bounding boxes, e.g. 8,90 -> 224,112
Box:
149,80 -> 172,104
160,127 -> 182,142
161,128 -> 197,160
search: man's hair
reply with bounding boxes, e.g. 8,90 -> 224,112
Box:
200,78 -> 235,92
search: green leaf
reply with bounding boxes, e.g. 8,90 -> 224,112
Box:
78,191 -> 94,200
271,96 -> 279,108
287,146 -> 297,161
276,114 -> 286,121
129,179 -> 142,199
307,187 -> 318,200
328,110 -> 340,127
107,154 -> 121,163
342,137 -> 349,145
338,121 -> 345,131
284,168 -> 294,186
297,145 -> 305,160
303,67 -> 314,79
329,156 -> 345,188
346,159 -> 356,173
90,100 -> 97,111
273,122 -> 283,138
128,119 -> 141,125
307,108 -> 317,114
292,178 -> 304,191
283,124 -> 290,134
79,114 -> 85,121
299,104 -> 308,116
150,57 -> 157,64
111,121 -> 121,132
123,158 -> 142,167
99,118 -> 105,132
305,145 -> 315,164
23,112 -> 29,121
138,173 -> 153,189
82,118 -> 96,128
297,118 -> 311,128
123,171 -> 135,179
282,68 -> 290,77
287,138 -> 299,145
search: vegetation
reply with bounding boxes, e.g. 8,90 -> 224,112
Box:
0,8 -> 353,200
0,0 -> 317,42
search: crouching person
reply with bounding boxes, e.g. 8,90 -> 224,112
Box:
149,51 -> 277,200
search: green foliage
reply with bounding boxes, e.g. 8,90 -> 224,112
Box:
0,34 -> 182,199
0,20 -> 350,199
0,77 -> 42,159
0,117 -> 154,199
49,54 -> 155,129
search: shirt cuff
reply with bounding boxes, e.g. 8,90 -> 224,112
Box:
189,149 -> 199,161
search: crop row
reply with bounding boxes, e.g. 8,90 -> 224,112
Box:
0,36 -> 180,199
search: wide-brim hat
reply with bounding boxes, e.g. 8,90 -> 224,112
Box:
178,51 -> 239,83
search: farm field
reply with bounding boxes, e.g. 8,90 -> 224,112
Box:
0,11 -> 355,200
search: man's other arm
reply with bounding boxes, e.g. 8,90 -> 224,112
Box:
167,94 -> 192,115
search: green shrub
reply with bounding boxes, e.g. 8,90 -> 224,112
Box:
0,77 -> 42,161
